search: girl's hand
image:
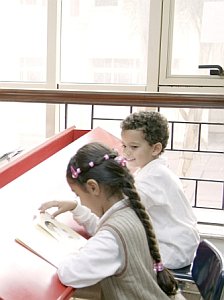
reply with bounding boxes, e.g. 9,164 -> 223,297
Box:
39,200 -> 77,218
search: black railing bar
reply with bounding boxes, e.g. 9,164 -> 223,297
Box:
65,103 -> 68,129
90,118 -> 223,126
191,181 -> 197,207
197,221 -> 224,226
180,178 -> 223,183
168,121 -> 224,126
92,117 -> 124,121
195,180 -> 198,207
222,183 -> 224,210
91,105 -> 94,129
192,205 -> 223,211
198,123 -> 202,152
170,122 -> 174,150
166,148 -> 223,154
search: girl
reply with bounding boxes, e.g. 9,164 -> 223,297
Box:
39,142 -> 179,300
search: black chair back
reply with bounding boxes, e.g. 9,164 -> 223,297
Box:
192,239 -> 224,300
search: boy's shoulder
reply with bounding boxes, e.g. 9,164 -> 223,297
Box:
136,157 -> 181,185
137,157 -> 168,174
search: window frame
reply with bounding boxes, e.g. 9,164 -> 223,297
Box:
0,0 -> 60,89
159,0 -> 224,87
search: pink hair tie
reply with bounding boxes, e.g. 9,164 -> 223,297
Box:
70,166 -> 81,179
115,156 -> 127,167
153,262 -> 164,272
120,158 -> 127,167
104,154 -> 109,160
89,161 -> 94,167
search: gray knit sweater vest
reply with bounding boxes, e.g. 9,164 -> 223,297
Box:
99,205 -> 170,300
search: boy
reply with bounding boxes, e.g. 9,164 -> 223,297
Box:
121,111 -> 200,269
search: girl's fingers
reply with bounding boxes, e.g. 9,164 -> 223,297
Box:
38,200 -> 59,212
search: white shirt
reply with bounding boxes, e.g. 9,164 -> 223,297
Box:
57,200 -> 125,288
134,157 -> 200,269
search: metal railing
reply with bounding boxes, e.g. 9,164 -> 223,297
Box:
0,88 -> 223,215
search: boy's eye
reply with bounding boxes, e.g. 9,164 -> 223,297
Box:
122,144 -> 138,150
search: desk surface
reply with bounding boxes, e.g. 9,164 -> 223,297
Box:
0,239 -> 73,300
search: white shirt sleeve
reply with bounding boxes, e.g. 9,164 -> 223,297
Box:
71,202 -> 99,236
57,229 -> 122,288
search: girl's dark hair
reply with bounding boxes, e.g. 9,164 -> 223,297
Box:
66,142 -> 177,296
121,111 -> 169,153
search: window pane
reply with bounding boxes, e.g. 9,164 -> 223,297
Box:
167,151 -> 223,182
171,0 -> 224,76
201,124 -> 224,152
94,105 -> 130,119
66,104 -> 93,129
197,181 -> 223,209
0,0 -> 47,82
93,119 -> 122,138
181,179 -> 196,206
0,102 -> 50,164
173,123 -> 199,151
61,0 -> 150,84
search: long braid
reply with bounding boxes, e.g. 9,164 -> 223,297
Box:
122,173 -> 161,260
122,171 -> 178,296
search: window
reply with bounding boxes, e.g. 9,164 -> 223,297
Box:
95,0 -> 118,6
0,0 -> 47,82
160,0 -> 224,86
60,0 -> 151,85
0,102 -> 56,159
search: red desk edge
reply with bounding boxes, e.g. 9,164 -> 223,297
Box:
0,126 -> 90,300
0,127 -> 89,189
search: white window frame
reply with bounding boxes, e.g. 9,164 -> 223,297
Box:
0,0 -> 163,92
0,1 -> 61,137
159,0 -> 224,87
58,0 -> 162,93
0,0 -> 60,89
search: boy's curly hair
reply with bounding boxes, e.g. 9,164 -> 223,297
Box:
121,111 -> 169,153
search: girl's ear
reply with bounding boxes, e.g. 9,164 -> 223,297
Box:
152,142 -> 163,157
86,179 -> 100,195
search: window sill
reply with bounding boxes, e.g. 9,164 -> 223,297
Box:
198,224 -> 224,240
193,207 -> 224,239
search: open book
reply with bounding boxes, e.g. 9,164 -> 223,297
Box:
15,212 -> 87,268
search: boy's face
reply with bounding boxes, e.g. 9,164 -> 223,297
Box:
121,129 -> 158,169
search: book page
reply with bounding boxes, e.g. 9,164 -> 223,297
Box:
37,212 -> 87,245
15,212 -> 87,268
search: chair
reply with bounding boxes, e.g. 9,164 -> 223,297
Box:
171,264 -> 196,298
192,239 -> 224,300
171,239 -> 224,300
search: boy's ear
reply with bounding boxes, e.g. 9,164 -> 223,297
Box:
152,142 -> 163,156
86,179 -> 100,195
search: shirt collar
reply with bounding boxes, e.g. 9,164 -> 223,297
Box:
97,198 -> 128,228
